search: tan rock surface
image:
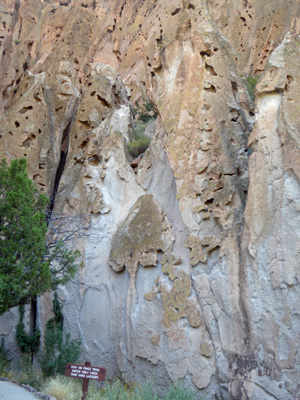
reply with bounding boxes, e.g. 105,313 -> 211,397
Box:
0,1 -> 300,399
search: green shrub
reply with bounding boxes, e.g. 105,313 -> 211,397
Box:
139,100 -> 157,122
139,112 -> 153,123
128,99 -> 157,158
0,338 -> 9,375
134,100 -> 157,123
128,136 -> 151,157
40,376 -> 199,400
17,355 -> 43,390
15,305 -> 41,356
165,382 -> 196,400
134,381 -> 160,400
244,76 -> 258,100
40,293 -> 81,377
134,121 -> 148,137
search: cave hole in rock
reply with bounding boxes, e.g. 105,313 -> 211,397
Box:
204,85 -> 217,93
20,133 -> 36,148
19,105 -> 33,114
171,8 -> 181,16
97,95 -> 111,108
200,50 -> 211,59
78,138 -> 89,149
205,198 -> 214,206
88,155 -> 101,166
34,93 -> 42,103
119,3 -> 125,17
286,75 -> 294,85
78,120 -> 92,129
205,63 -> 217,76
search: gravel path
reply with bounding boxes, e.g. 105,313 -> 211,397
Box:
0,380 -> 43,400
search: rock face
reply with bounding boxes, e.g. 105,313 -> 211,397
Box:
1,1 -> 300,399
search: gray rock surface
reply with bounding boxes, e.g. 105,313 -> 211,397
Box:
0,1 -> 300,400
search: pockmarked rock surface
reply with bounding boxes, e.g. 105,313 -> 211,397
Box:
1,1 -> 300,399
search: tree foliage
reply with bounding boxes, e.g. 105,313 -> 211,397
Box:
0,158 -> 81,315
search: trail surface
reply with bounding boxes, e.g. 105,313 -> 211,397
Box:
0,381 -> 40,399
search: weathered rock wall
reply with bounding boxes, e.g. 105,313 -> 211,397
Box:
1,1 -> 300,399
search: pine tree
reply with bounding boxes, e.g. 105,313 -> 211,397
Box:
0,158 -> 81,315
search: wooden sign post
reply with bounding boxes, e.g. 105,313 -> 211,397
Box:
65,361 -> 106,400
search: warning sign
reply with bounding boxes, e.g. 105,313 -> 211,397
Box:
65,363 -> 106,381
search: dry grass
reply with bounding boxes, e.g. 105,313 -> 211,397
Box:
42,375 -> 81,400
41,375 -> 199,400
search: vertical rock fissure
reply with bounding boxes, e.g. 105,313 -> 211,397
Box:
227,85 -> 257,398
33,99 -> 80,344
12,0 -> 20,30
48,98 -> 80,218
190,277 -> 223,398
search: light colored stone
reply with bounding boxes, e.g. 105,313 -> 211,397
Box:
0,2 -> 300,399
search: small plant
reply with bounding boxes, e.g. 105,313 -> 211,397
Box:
128,135 -> 151,157
136,100 -> 157,123
128,99 -> 157,158
17,354 -> 43,390
14,39 -> 20,45
135,381 -> 160,400
165,382 -> 196,400
0,337 -> 9,375
15,305 -> 41,359
13,86 -> 18,93
40,292 -> 81,377
244,75 -> 258,101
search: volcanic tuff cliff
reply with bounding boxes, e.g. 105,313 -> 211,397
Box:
1,0 -> 300,399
